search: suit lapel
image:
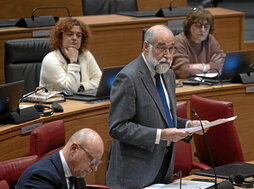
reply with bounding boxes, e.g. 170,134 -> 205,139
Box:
137,56 -> 169,126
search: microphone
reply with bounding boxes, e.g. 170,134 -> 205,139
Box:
31,7 -> 72,21
6,87 -> 46,124
16,6 -> 71,28
249,63 -> 254,72
191,109 -> 234,189
169,0 -> 175,11
20,87 -> 48,103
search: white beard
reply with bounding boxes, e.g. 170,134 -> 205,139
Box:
147,47 -> 172,74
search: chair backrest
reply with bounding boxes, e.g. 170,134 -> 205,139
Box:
0,180 -> 10,189
30,120 -> 65,158
4,38 -> 50,94
0,155 -> 38,189
174,101 -> 193,176
190,95 -> 244,167
83,0 -> 137,15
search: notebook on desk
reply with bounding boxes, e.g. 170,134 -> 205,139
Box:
195,162 -> 254,179
66,65 -> 124,101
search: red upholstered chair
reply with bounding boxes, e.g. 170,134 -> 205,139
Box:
0,155 -> 38,189
174,101 -> 211,177
30,120 -> 65,159
0,180 -> 10,189
190,95 -> 244,167
86,184 -> 112,189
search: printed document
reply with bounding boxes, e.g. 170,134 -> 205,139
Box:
179,116 -> 237,133
144,180 -> 214,189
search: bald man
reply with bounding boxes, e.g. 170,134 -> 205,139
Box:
16,128 -> 104,189
107,25 -> 206,188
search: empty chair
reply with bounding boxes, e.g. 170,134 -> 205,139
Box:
30,120 -> 65,159
190,95 -> 244,167
4,38 -> 50,94
174,101 -> 211,177
0,155 -> 38,189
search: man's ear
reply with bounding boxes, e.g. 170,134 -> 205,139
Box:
143,41 -> 150,54
70,143 -> 78,154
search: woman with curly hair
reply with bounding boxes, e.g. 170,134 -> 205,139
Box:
172,8 -> 225,79
40,17 -> 101,92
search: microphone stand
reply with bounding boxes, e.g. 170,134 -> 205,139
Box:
192,109 -> 234,189
169,0 -> 175,11
192,109 -> 218,188
20,87 -> 48,102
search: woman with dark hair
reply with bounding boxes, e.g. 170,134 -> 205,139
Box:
40,18 -> 101,92
172,8 -> 225,79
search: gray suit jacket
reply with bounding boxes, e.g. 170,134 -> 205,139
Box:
106,54 -> 187,189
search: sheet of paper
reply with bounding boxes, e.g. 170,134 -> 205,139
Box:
195,73 -> 218,78
179,116 -> 237,133
144,180 -> 214,189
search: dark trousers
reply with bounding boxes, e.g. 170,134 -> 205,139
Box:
154,146 -> 173,184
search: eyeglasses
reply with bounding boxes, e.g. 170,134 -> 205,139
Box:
63,31 -> 83,39
194,22 -> 210,30
149,42 -> 175,54
78,144 -> 102,166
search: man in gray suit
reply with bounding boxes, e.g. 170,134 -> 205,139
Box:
106,25 -> 207,189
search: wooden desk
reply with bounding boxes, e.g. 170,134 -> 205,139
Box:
0,83 -> 254,185
0,8 -> 244,84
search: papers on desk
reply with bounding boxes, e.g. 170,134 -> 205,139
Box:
195,73 -> 218,78
144,180 -> 214,189
179,116 -> 237,133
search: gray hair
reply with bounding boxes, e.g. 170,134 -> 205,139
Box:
144,25 -> 171,43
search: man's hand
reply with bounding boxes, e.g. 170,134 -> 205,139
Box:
161,128 -> 189,142
188,120 -> 209,135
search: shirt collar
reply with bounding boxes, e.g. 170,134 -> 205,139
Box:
59,150 -> 72,177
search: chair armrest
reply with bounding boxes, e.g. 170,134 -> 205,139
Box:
192,162 -> 211,170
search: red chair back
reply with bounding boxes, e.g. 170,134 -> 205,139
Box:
30,120 -> 65,157
190,95 -> 244,166
0,155 -> 38,189
174,101 -> 193,176
0,180 -> 10,189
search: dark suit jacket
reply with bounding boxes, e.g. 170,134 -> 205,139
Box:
15,152 -> 86,189
106,54 -> 188,189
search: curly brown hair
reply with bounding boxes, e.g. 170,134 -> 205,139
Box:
183,8 -> 214,38
49,17 -> 92,54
